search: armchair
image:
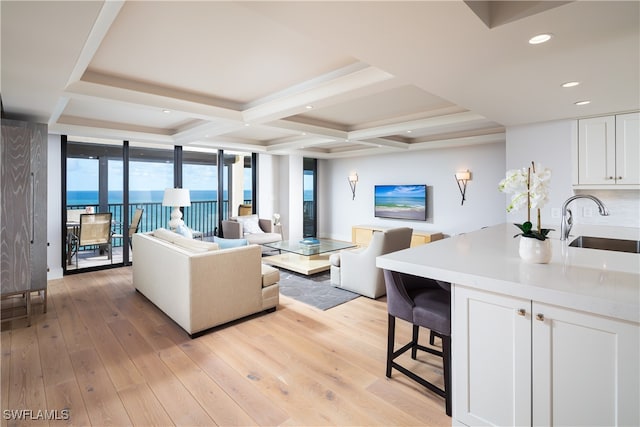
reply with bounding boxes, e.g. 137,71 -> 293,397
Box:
221,214 -> 282,246
330,227 -> 412,298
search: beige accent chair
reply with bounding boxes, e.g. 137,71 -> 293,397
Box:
330,227 -> 413,299
221,215 -> 282,246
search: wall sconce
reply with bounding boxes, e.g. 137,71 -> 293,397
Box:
348,172 -> 358,200
455,170 -> 471,205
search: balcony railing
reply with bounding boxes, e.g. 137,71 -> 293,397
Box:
67,200 -> 237,246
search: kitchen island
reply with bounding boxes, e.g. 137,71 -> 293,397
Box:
377,223 -> 639,426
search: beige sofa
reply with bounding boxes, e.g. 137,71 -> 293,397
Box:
132,228 -> 279,337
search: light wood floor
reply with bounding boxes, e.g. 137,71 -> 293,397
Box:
1,267 -> 450,426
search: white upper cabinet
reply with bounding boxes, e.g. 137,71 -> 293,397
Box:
615,112 -> 640,185
576,112 -> 639,188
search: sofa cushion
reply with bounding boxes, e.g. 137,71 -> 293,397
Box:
261,264 -> 280,288
173,237 -> 219,253
236,214 -> 264,235
245,232 -> 281,245
213,236 -> 248,249
153,228 -> 182,243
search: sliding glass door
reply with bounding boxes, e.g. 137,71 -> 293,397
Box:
63,140 -> 256,274
303,157 -> 317,238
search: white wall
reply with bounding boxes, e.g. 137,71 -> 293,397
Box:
507,119 -> 640,229
47,134 -> 63,279
321,142 -> 507,241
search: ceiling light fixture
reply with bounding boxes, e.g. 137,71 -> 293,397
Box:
562,81 -> 580,88
162,109 -> 171,114
574,100 -> 591,106
305,105 -> 313,109
529,33 -> 552,45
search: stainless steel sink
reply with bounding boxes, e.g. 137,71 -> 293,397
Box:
569,236 -> 640,254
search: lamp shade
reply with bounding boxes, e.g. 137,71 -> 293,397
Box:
162,188 -> 191,207
455,171 -> 471,180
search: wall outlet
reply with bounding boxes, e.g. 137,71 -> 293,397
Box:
583,207 -> 594,218
551,208 -> 561,219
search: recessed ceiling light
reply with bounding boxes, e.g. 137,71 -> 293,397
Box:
406,130 -> 412,134
244,123 -> 250,127
562,81 -> 580,88
162,109 -> 171,114
305,105 -> 313,109
529,33 -> 552,45
575,100 -> 591,106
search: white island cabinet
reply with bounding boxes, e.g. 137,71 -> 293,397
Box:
376,224 -> 640,427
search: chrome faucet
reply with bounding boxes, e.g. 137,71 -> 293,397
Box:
560,195 -> 609,241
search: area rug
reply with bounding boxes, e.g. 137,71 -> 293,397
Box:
277,270 -> 360,310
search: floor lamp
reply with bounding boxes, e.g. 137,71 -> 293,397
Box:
162,188 -> 191,230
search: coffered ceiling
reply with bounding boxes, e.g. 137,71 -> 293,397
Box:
1,1 -> 638,158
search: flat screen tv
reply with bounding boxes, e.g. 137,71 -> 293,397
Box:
374,184 -> 427,221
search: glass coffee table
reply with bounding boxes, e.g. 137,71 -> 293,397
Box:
262,239 -> 357,275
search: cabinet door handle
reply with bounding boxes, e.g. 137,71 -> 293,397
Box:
607,176 -> 614,180
536,313 -> 545,321
617,176 -> 623,180
517,308 -> 526,316
30,172 -> 35,244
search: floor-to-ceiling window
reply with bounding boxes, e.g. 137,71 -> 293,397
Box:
128,144 -> 174,233
303,157 -> 317,237
182,148 -> 218,237
63,140 -> 257,274
223,152 -> 254,218
64,139 -> 124,273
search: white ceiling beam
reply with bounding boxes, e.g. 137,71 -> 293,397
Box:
65,1 -> 125,86
173,120 -> 246,144
267,119 -> 348,140
348,111 -> 487,140
349,137 -> 409,150
48,122 -> 174,145
265,136 -> 336,152
64,79 -> 243,122
408,131 -> 505,150
242,65 -> 394,124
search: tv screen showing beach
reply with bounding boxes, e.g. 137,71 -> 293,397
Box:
374,185 -> 427,221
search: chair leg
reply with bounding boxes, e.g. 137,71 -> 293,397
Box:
386,314 -> 395,378
443,335 -> 452,417
411,324 -> 420,359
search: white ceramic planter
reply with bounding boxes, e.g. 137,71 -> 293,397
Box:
519,236 -> 552,264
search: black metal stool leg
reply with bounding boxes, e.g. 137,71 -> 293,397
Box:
411,324 -> 419,359
386,314 -> 395,378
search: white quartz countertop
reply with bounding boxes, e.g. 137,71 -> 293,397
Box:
376,223 -> 640,323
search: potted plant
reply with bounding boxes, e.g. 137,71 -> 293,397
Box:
499,161 -> 553,263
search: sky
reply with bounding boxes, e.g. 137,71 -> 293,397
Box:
67,158 -> 251,192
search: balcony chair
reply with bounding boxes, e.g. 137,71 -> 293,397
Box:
330,227 -> 412,298
238,203 -> 253,216
73,212 -> 113,267
112,208 -> 143,249
383,269 -> 452,416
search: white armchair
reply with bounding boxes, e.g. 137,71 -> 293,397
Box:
330,227 -> 413,299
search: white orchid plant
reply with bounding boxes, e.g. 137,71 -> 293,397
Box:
499,161 -> 553,241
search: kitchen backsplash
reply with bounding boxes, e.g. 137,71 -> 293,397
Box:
574,190 -> 640,228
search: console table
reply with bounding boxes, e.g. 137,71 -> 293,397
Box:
352,225 -> 443,248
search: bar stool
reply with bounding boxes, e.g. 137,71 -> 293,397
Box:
383,269 -> 452,416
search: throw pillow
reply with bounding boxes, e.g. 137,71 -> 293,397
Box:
236,214 -> 264,235
213,236 -> 249,249
176,224 -> 193,239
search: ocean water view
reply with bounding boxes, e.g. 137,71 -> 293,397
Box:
67,190 -> 245,206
